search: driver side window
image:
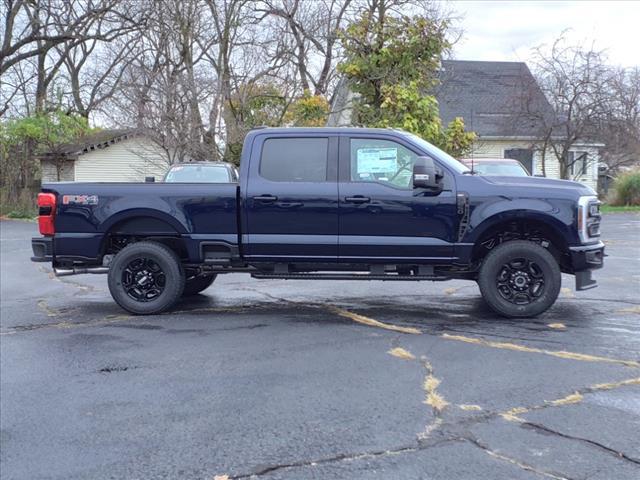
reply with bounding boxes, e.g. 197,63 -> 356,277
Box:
349,138 -> 417,189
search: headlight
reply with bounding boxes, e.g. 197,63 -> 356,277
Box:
577,195 -> 601,243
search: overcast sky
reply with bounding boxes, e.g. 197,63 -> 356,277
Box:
447,1 -> 640,67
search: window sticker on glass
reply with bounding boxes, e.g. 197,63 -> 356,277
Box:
356,148 -> 397,174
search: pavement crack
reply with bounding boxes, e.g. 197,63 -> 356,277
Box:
240,288 -> 423,334
2,314 -> 134,334
36,299 -> 63,317
417,357 -> 448,441
464,436 -> 574,480
499,376 -> 640,422
228,444 -> 421,479
520,421 -> 640,465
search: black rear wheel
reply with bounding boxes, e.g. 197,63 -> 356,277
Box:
478,240 -> 561,318
108,241 -> 185,314
182,275 -> 216,296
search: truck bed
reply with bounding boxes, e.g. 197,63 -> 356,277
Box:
42,182 -> 240,265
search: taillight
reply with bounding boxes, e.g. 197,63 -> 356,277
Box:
37,193 -> 57,236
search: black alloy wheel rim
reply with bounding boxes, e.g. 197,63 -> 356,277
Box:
496,257 -> 545,305
122,257 -> 166,302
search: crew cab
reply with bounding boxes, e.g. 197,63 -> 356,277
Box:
31,128 -> 604,318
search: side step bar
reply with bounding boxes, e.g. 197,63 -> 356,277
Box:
251,273 -> 448,281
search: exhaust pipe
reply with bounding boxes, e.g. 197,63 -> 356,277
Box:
54,267 -> 109,277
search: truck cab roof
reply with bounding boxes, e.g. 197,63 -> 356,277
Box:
249,126 -> 409,135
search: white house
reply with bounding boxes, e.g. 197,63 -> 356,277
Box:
39,130 -> 170,182
327,60 -> 603,190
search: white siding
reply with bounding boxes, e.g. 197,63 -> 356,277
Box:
73,137 -> 170,182
40,160 -> 74,182
565,146 -> 599,191
470,138 -> 599,190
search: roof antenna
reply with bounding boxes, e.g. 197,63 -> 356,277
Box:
470,108 -> 475,174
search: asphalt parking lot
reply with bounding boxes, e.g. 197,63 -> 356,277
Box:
1,214 -> 639,480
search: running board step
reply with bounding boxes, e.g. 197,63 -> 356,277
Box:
251,273 -> 448,281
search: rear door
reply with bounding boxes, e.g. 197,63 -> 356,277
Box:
244,134 -> 339,262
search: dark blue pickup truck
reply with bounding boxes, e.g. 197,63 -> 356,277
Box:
32,127 -> 604,317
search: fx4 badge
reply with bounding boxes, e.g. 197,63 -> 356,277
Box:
62,194 -> 98,205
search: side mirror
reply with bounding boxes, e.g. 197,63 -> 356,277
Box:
413,156 -> 443,193
145,176 -> 155,183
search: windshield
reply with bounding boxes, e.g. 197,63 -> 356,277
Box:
472,162 -> 529,176
401,132 -> 470,174
164,164 -> 231,183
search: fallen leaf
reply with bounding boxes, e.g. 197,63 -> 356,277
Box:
388,347 -> 415,360
547,323 -> 566,329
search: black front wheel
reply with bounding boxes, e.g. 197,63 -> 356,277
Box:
478,240 -> 561,318
108,241 -> 185,315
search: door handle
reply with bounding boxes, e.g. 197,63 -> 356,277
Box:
253,195 -> 278,202
345,196 -> 371,204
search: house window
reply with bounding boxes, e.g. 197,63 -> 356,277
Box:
504,149 -> 533,175
569,151 -> 588,177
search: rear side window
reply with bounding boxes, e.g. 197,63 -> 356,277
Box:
165,165 -> 231,182
260,137 -> 328,182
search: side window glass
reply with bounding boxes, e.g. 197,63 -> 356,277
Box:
260,137 -> 328,182
440,166 -> 454,190
350,138 -> 417,189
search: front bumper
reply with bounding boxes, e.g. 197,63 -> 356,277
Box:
569,241 -> 605,291
31,237 -> 53,262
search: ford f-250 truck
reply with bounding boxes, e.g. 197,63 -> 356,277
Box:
31,127 -> 604,318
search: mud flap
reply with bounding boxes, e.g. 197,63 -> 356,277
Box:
575,270 -> 597,291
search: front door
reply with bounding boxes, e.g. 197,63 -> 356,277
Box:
244,135 -> 339,262
338,135 -> 458,263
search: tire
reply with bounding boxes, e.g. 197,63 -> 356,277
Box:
108,241 -> 185,315
478,240 -> 561,318
182,275 -> 216,296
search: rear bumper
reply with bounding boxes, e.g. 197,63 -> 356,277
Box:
569,241 -> 604,291
31,237 -> 53,262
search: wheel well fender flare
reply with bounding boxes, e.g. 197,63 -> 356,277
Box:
463,200 -> 576,255
100,209 -> 188,236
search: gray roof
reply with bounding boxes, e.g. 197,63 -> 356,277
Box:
41,129 -> 135,157
436,60 -> 555,138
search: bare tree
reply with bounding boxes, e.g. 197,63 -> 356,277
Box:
60,3 -> 144,118
1,0 -> 142,116
531,35 -> 610,179
200,0 -> 290,162
1,0 -> 462,175
257,0 -> 353,97
598,66 -> 640,173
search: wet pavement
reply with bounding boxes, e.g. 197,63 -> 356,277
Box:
1,214 -> 639,480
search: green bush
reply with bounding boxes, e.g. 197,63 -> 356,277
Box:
0,187 -> 37,218
611,170 -> 640,206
